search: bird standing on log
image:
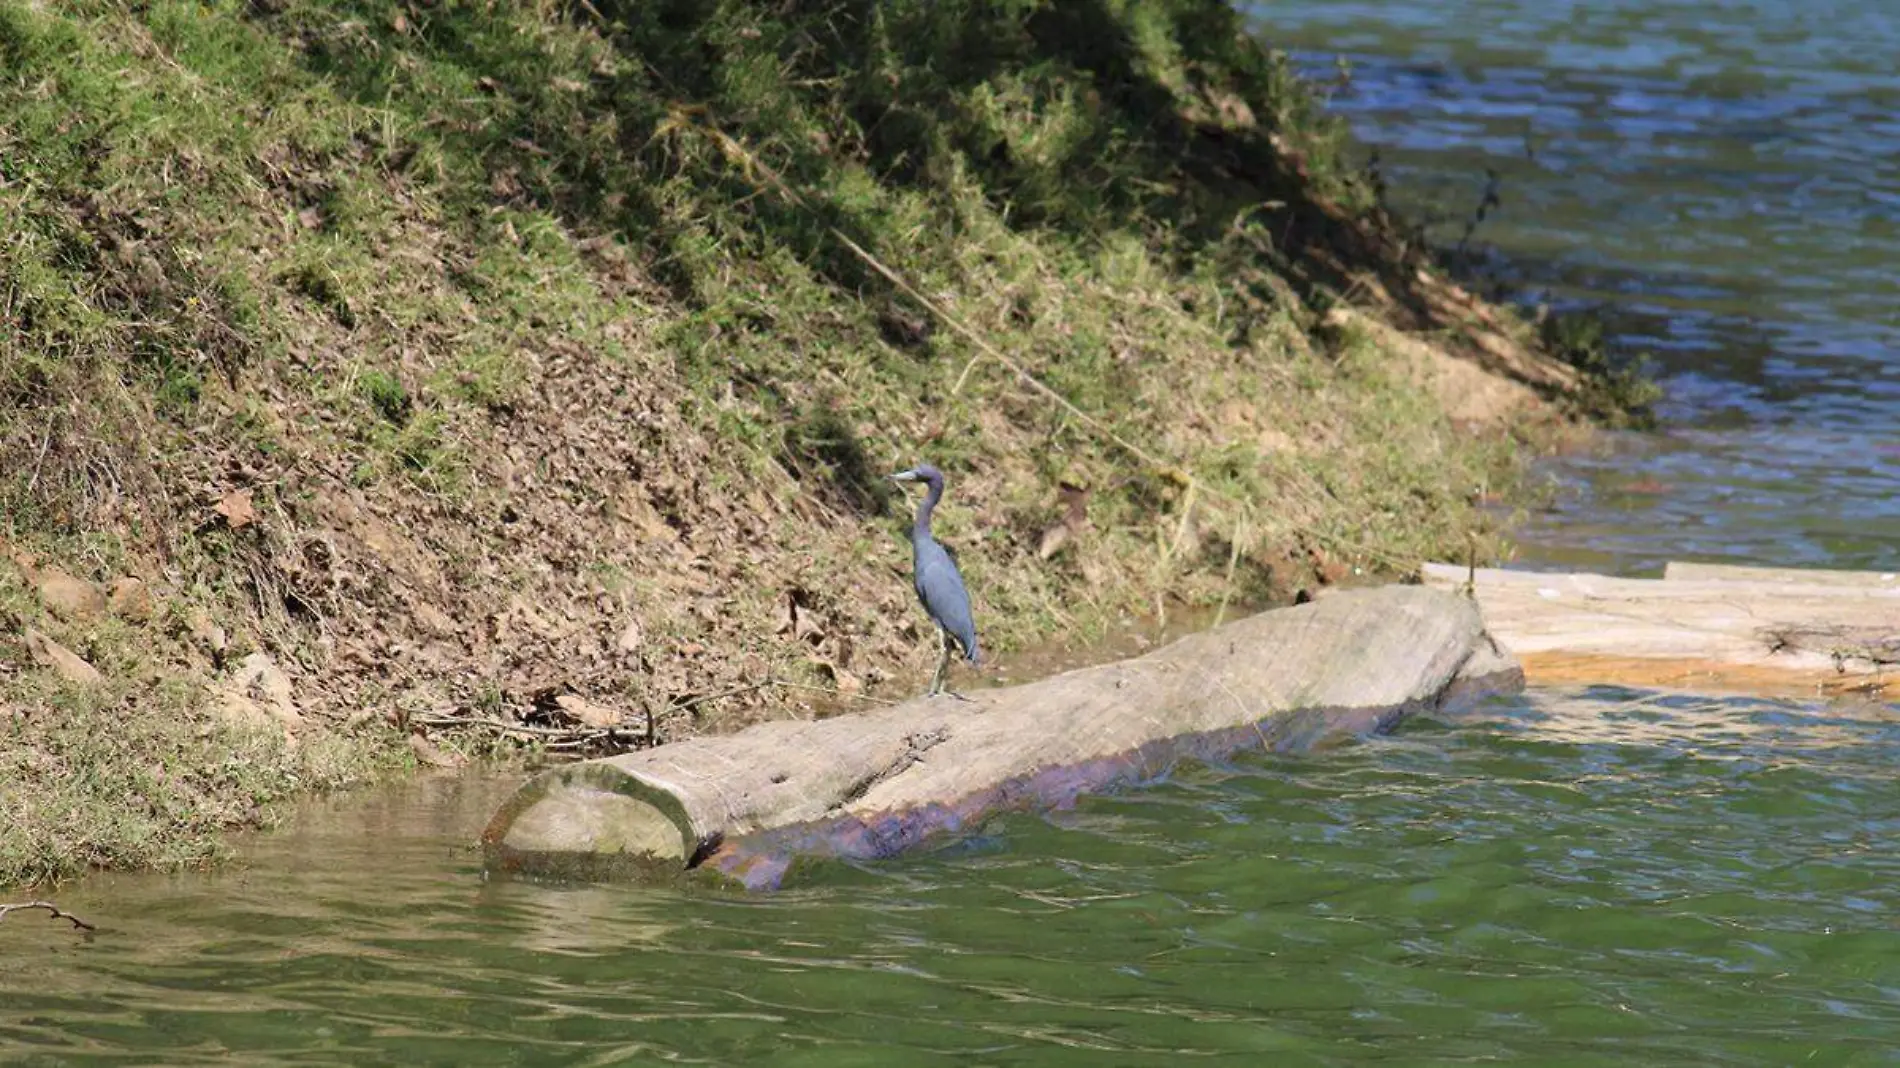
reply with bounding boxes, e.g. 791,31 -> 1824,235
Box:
890,463 -> 981,697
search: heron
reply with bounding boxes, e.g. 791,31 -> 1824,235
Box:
889,463 -> 981,697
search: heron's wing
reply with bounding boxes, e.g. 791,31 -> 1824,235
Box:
914,541 -> 978,654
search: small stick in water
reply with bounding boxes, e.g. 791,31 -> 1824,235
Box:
0,900 -> 96,931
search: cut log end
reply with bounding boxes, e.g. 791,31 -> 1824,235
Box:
482,763 -> 706,882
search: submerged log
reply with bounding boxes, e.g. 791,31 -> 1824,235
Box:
482,586 -> 1520,890
1419,561 -> 1899,697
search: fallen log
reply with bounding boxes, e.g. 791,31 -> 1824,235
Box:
1419,561 -> 1899,697
482,586 -> 1519,890
1660,560 -> 1899,588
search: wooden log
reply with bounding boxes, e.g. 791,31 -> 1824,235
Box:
1662,561 -> 1900,588
1419,562 -> 1899,697
482,586 -> 1519,890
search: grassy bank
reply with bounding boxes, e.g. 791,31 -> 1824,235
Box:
1,0 -> 1599,887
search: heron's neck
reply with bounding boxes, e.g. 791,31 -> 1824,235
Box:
912,477 -> 943,541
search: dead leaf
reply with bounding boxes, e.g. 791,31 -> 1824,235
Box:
414,602 -> 456,636
216,691 -> 279,733
811,656 -> 863,697
554,694 -> 623,728
214,489 -> 257,530
409,732 -> 467,769
616,618 -> 643,653
831,667 -> 863,698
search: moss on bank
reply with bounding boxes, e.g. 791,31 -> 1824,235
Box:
1,0 -> 1597,887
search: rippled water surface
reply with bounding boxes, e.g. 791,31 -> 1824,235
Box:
1258,0 -> 1900,571
6,689 -> 1898,1065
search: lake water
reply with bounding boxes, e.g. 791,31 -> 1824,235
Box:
7,1 -> 1900,1063
1261,0 -> 1900,574
8,690 -> 1898,1065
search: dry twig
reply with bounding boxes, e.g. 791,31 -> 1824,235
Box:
24,418 -> 53,495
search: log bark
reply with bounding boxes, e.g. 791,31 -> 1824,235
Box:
482,586 -> 1519,890
1661,561 -> 1900,588
1419,561 -> 1899,696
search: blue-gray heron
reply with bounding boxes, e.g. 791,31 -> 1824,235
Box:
890,463 -> 981,697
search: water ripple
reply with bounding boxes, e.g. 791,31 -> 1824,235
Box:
4,688 -> 1896,1064
1260,0 -> 1900,570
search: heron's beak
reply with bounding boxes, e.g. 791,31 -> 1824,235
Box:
889,469 -> 920,483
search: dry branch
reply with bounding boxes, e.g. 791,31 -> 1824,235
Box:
0,901 -> 96,931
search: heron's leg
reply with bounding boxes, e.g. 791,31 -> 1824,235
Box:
929,626 -> 950,696
930,628 -> 976,702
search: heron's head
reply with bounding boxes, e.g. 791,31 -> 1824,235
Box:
889,463 -> 943,485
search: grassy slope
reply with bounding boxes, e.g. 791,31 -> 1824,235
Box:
0,0 -> 1587,887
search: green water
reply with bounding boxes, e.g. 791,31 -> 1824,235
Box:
5,689 -> 1898,1065
9,2 -> 1900,1063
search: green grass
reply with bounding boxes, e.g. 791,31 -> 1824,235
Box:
1539,309 -> 1663,428
0,682 -> 387,884
0,564 -> 397,887
0,0 -> 1618,888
